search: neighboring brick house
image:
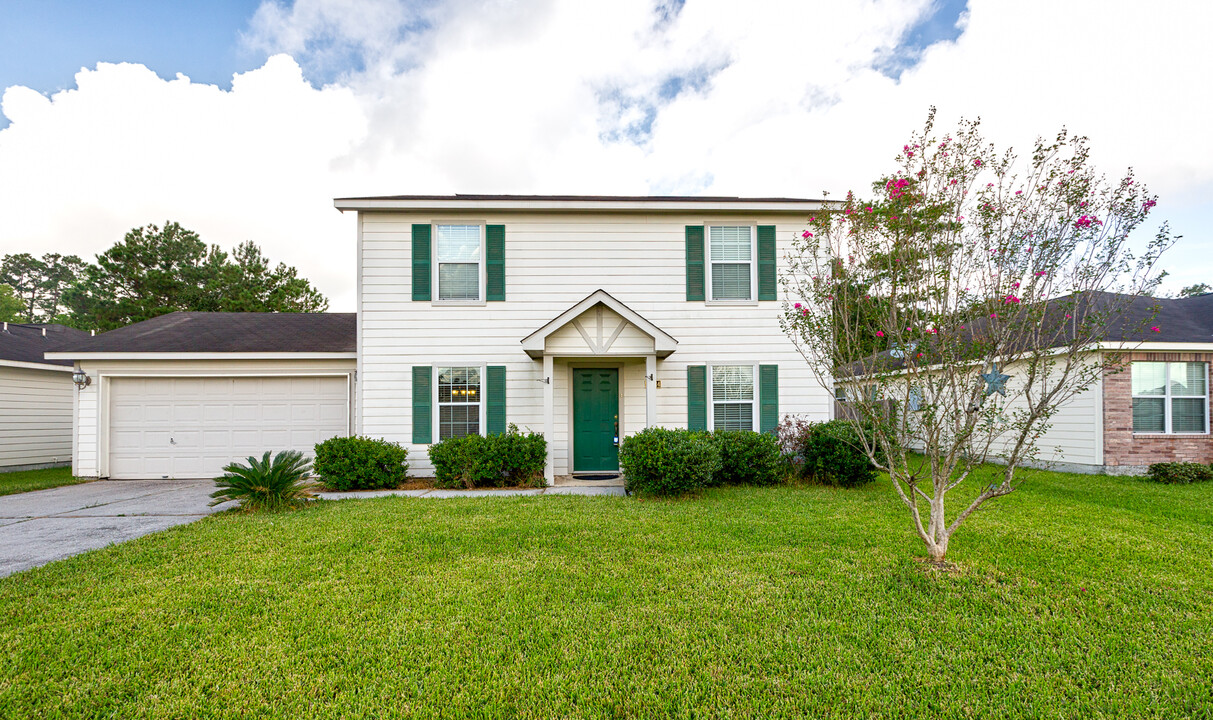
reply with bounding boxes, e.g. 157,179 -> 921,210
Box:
840,292 -> 1213,475
1102,352 -> 1212,472
1015,292 -> 1213,474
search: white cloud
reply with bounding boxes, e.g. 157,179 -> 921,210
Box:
0,56 -> 366,308
2,0 -> 1209,308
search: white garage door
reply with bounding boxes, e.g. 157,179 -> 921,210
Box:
107,376 -> 349,479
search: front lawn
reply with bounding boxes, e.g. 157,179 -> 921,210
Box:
1,467 -> 1210,718
0,466 -> 89,497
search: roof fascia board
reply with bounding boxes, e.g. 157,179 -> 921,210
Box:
1095,341 -> 1213,351
43,352 -> 358,361
0,359 -> 73,372
336,198 -> 822,214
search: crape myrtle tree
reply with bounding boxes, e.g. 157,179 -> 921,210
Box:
780,109 -> 1172,563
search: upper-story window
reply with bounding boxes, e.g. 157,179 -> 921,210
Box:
1132,361 -> 1208,434
711,364 -> 756,431
436,225 -> 481,301
708,226 -> 753,301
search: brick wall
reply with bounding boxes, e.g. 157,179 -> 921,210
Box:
1103,351 -> 1213,467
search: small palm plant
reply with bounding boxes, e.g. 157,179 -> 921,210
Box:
210,450 -> 316,512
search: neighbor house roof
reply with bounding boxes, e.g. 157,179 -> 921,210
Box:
0,323 -> 92,369
1102,291 -> 1213,343
334,194 -> 823,214
45,312 -> 356,357
839,291 -> 1213,378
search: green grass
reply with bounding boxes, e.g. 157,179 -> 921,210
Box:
0,466 -> 90,496
1,467 -> 1211,718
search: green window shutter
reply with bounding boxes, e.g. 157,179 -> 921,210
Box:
412,366 -> 432,444
687,365 -> 707,430
411,224 -> 431,301
757,225 -> 776,301
759,364 -> 779,433
685,226 -> 705,301
486,224 -> 505,302
486,365 -> 507,435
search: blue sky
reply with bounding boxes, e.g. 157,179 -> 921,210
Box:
0,0 -> 1207,309
0,1 -> 263,106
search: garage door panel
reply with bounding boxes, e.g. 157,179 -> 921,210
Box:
203,404 -> 232,422
319,404 -> 347,422
261,430 -> 291,447
262,404 -> 290,422
173,404 -> 203,423
108,375 -> 349,479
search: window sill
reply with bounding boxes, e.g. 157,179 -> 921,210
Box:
704,299 -> 760,307
1131,432 -> 1210,437
431,300 -> 487,307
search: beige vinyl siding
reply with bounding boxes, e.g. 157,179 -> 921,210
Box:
899,353 -> 1102,468
72,358 -> 355,478
0,365 -> 74,470
360,211 -> 831,476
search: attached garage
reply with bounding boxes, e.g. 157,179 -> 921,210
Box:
46,312 -> 357,480
107,375 -> 350,479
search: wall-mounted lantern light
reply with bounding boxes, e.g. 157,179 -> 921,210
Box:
72,371 -> 91,389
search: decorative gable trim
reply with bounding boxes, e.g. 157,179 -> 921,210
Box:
521,289 -> 678,359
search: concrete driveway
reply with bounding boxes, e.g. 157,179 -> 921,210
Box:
0,479 -> 229,578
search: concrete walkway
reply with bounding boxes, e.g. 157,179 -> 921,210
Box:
316,484 -> 626,500
0,479 -> 231,579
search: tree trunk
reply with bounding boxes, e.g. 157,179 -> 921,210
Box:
927,534 -> 949,563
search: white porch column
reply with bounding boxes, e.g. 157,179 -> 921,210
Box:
645,354 -> 657,428
543,354 -> 555,484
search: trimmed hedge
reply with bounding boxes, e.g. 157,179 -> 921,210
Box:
428,426 -> 547,489
313,436 -> 408,491
1146,462 -> 1213,485
711,430 -> 784,487
779,418 -> 879,488
619,427 -> 721,496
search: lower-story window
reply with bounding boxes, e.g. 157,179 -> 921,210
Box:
1132,361 -> 1208,434
711,364 -> 755,431
438,366 -> 481,439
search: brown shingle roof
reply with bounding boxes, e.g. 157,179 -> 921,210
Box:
0,323 -> 92,367
49,312 -> 356,355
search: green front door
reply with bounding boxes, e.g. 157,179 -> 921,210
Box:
572,368 -> 619,472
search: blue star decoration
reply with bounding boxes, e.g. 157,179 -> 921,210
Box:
981,364 -> 1011,397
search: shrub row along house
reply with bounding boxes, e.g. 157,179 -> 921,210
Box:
35,196 -> 1212,480
44,195 -> 830,481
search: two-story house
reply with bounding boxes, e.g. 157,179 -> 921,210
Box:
339,194 -> 832,480
47,195 -> 834,481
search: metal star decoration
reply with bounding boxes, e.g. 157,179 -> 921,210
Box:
981,364 -> 1011,397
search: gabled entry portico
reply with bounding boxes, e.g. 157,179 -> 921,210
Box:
521,290 -> 678,483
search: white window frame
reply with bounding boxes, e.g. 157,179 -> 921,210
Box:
434,363 -> 487,440
432,222 -> 487,306
1131,361 -> 1210,435
707,363 -> 759,432
704,223 -> 758,305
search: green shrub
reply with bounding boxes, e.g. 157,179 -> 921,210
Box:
428,426 -> 547,489
1146,462 -> 1213,485
313,436 -> 409,491
711,430 -> 785,486
210,450 -> 316,512
780,418 -> 879,488
619,427 -> 721,496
